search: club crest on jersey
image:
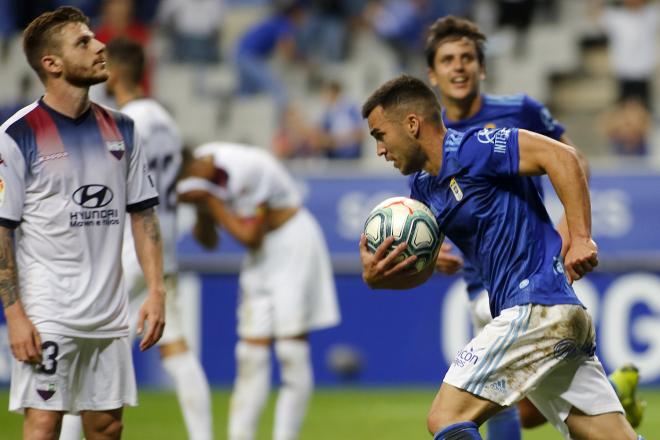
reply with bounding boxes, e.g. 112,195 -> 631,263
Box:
106,140 -> 125,160
450,177 -> 463,201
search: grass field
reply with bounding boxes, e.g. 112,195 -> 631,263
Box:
1,388 -> 657,439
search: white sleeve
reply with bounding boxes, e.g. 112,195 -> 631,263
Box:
0,132 -> 27,227
127,126 -> 159,211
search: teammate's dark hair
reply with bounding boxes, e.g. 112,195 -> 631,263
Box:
424,16 -> 486,69
362,75 -> 442,125
106,37 -> 145,86
23,6 -> 90,82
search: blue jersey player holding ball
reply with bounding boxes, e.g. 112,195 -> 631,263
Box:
359,75 -> 643,440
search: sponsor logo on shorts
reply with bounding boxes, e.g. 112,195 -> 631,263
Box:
454,347 -> 481,367
36,383 -> 56,401
553,338 -> 596,360
488,379 -> 507,394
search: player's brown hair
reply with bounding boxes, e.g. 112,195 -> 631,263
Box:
23,6 -> 90,82
106,37 -> 145,86
361,75 -> 442,125
424,16 -> 487,69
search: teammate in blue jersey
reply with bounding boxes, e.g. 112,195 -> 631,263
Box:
0,7 -> 165,439
360,75 -> 643,440
424,15 -> 644,434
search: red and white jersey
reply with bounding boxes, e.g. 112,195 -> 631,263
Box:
0,99 -> 158,338
120,99 -> 182,277
178,142 -> 301,216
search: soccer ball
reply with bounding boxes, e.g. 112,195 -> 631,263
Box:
363,196 -> 443,272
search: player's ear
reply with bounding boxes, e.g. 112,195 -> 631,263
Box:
479,65 -> 486,81
42,54 -> 63,76
428,68 -> 438,87
406,114 -> 420,138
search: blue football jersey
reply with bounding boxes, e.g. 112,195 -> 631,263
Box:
443,94 -> 565,301
410,127 -> 581,318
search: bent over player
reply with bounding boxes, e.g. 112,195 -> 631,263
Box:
177,142 -> 341,440
0,7 -> 165,440
360,75 -> 643,440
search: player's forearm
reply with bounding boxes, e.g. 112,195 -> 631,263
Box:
545,148 -> 592,241
130,208 -> 166,296
0,226 -> 21,312
206,198 -> 264,249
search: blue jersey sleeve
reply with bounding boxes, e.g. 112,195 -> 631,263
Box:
520,95 -> 565,141
457,128 -> 520,178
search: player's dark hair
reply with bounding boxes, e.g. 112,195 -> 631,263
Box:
106,37 -> 145,86
23,6 -> 90,82
362,75 -> 442,125
424,16 -> 486,69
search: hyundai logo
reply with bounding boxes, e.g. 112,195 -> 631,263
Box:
72,185 -> 114,208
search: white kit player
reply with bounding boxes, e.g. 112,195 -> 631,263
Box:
177,142 -> 341,440
0,7 -> 165,440
58,38 -> 214,440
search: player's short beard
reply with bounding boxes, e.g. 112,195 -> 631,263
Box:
64,66 -> 109,88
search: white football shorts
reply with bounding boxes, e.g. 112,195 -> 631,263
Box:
128,274 -> 182,346
443,304 -> 623,436
237,208 -> 341,339
469,289 -> 492,334
10,333 -> 137,414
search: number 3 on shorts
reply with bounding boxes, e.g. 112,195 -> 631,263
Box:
37,341 -> 59,375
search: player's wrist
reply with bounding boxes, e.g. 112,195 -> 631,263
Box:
3,300 -> 27,319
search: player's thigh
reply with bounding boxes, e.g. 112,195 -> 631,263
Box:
565,409 -> 636,440
23,408 -> 64,439
428,382 -> 503,430
517,397 -> 547,429
81,407 -> 123,440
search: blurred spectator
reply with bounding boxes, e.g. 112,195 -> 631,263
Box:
234,1 -> 307,115
157,0 -> 223,64
302,0 -> 350,62
95,0 -> 152,95
594,0 -> 660,109
363,0 -> 425,69
601,97 -> 652,156
313,80 -> 363,159
272,105 -> 317,158
0,74 -> 33,125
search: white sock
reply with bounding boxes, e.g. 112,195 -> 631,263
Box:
228,341 -> 271,440
162,350 -> 213,440
59,414 -> 83,440
273,340 -> 313,440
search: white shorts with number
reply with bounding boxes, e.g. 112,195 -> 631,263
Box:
128,274 -> 182,345
444,304 -> 623,437
9,333 -> 137,414
237,209 -> 341,339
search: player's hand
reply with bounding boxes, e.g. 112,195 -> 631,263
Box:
136,290 -> 166,351
5,304 -> 42,364
563,238 -> 598,284
435,243 -> 463,274
359,234 -> 417,288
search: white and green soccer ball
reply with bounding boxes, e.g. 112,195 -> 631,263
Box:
363,196 -> 443,272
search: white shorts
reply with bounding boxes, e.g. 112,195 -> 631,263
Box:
237,209 -> 341,339
9,333 -> 137,414
444,304 -> 623,435
129,274 -> 182,346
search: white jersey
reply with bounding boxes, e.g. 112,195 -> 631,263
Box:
0,100 -> 158,338
120,99 -> 182,277
179,142 -> 301,215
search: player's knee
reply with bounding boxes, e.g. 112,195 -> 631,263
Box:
518,399 -> 546,428
91,418 -> 123,439
427,408 -> 458,434
275,339 -> 313,391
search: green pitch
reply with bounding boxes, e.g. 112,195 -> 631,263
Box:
1,387 -> 658,439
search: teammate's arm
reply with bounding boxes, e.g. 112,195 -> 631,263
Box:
517,129 -> 597,283
360,235 -> 434,289
130,207 -> 166,351
0,226 -> 42,363
203,197 -> 267,250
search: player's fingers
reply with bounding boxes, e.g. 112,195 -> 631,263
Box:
373,236 -> 396,260
440,243 -> 453,252
379,242 -> 406,268
384,254 -> 417,277
30,331 -> 42,364
136,308 -> 146,335
139,320 -> 154,351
